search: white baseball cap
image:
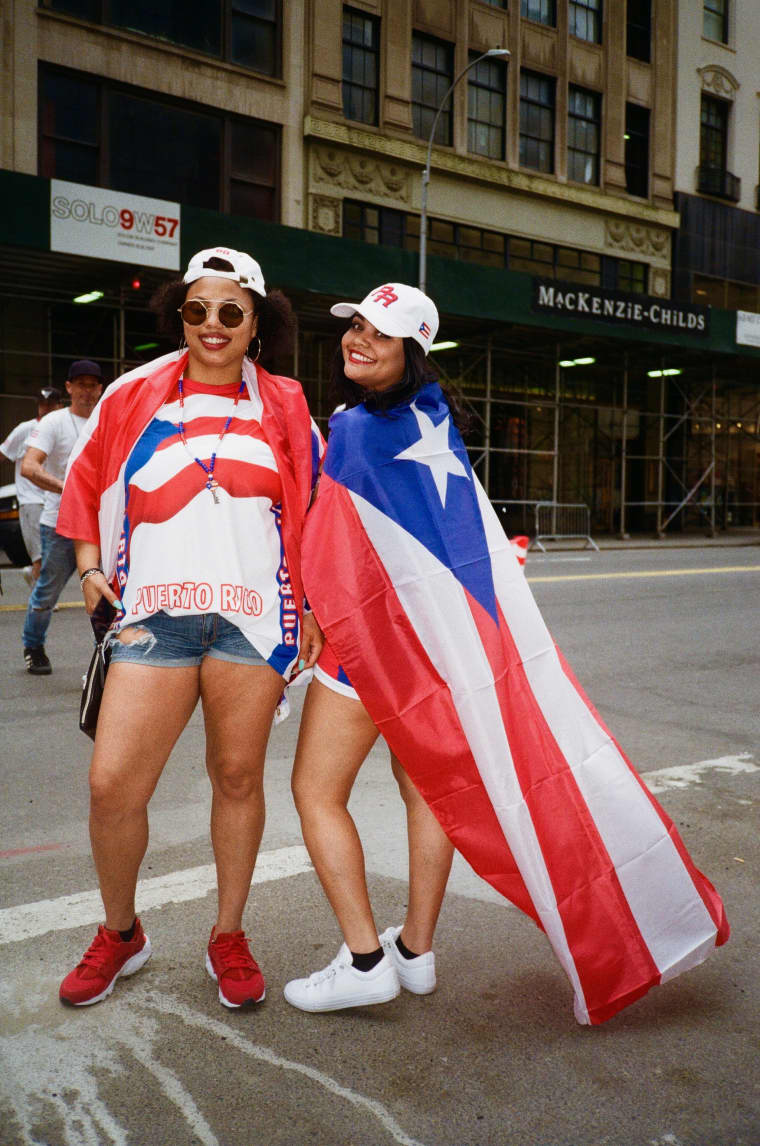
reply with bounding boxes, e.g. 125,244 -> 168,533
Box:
183,246 -> 266,297
330,283 -> 439,353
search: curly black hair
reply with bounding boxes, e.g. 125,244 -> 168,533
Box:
330,322 -> 470,432
150,257 -> 297,363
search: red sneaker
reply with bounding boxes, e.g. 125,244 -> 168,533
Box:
60,919 -> 152,1006
206,927 -> 266,1008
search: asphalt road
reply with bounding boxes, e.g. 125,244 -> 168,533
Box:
1,546 -> 759,1146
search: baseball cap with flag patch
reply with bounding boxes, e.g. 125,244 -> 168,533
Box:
330,283 -> 439,354
183,246 -> 266,297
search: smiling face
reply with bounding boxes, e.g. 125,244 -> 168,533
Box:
182,276 -> 257,383
341,315 -> 406,393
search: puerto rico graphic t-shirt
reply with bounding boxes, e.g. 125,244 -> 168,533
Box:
114,375 -> 299,676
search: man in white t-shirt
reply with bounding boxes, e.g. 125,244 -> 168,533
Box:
0,387 -> 63,583
21,360 -> 103,674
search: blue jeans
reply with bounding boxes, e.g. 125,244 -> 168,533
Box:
109,610 -> 269,668
22,524 -> 77,649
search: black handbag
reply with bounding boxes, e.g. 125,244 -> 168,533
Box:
79,639 -> 111,740
79,596 -> 117,740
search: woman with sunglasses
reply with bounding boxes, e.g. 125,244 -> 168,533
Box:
56,247 -> 323,1009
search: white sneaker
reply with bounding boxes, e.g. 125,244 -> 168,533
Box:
284,943 -> 400,1012
379,926 -> 437,995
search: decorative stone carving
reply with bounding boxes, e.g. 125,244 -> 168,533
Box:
649,268 -> 670,298
312,145 -> 411,203
310,195 -> 342,236
605,219 -> 670,260
697,66 -> 739,100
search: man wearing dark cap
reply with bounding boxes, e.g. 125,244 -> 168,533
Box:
21,360 -> 103,674
1,387 -> 63,584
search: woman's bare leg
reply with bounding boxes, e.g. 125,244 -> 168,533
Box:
200,657 -> 285,934
291,680 -> 381,953
391,754 -> 454,954
89,661 -> 200,931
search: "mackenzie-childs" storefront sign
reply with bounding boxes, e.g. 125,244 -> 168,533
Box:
532,279 -> 710,336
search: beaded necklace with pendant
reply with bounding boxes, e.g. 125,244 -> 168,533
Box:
176,376 -> 246,504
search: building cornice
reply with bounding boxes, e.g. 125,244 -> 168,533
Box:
304,115 -> 680,230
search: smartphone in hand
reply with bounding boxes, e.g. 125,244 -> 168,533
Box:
90,595 -> 117,642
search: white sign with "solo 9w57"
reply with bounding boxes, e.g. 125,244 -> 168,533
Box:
51,179 -> 181,270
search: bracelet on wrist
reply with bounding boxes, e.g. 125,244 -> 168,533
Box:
79,567 -> 103,587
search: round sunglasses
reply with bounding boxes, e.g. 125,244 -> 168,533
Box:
179,299 -> 253,329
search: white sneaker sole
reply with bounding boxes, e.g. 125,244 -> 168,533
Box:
283,975 -> 400,1013
65,938 -> 152,1007
205,952 -> 266,1008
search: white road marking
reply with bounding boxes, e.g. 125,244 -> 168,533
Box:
0,844 -> 312,946
147,992 -> 428,1146
0,986 -> 427,1146
644,754 -> 758,793
2,756 -> 756,948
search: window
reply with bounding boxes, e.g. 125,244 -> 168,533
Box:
703,0 -> 728,43
698,94 -> 739,199
520,0 -> 556,26
700,94 -> 728,171
569,0 -> 602,44
412,34 -> 454,145
229,0 -> 281,74
468,52 -> 507,160
39,66 -> 280,219
39,0 -> 282,76
567,86 -> 600,185
556,246 -> 601,285
508,237 -> 601,284
343,201 -> 407,247
625,103 -> 650,197
38,68 -> 99,186
342,8 -> 379,125
519,71 -> 555,173
343,202 -> 506,269
604,257 -> 647,293
615,259 -> 647,293
626,0 -> 651,62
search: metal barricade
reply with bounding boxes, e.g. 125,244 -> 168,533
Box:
532,502 -> 599,552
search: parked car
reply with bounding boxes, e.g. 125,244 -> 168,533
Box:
0,482 -> 31,565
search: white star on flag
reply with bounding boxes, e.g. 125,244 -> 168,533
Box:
394,402 -> 470,507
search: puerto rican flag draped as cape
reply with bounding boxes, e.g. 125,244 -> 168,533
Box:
301,381 -> 728,1025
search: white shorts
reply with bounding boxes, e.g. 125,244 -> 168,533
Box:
313,639 -> 360,701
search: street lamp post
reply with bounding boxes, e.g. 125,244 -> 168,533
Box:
419,47 -> 510,295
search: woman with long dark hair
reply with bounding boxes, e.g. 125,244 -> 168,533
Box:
285,281 -> 728,1024
284,284 -> 456,1012
57,247 -> 323,1009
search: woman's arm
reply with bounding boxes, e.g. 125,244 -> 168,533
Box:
297,610 -> 324,670
75,540 -> 121,615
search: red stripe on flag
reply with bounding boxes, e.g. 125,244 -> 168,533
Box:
556,648 -> 729,948
303,476 -> 539,922
469,590 -> 661,1024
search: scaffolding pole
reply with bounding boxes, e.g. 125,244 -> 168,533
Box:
619,352 -> 629,539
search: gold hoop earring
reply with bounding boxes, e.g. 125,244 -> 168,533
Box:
248,335 -> 262,363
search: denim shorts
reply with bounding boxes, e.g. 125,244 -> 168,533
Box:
108,611 -> 268,668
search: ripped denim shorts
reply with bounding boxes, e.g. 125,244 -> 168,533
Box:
108,610 -> 268,668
